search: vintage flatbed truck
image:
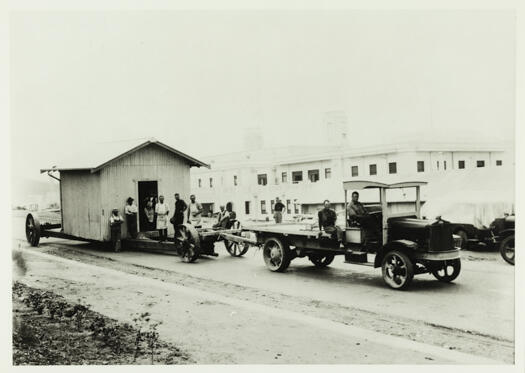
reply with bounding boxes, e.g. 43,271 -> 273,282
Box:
244,180 -> 462,290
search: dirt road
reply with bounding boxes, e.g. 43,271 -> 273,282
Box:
11,214 -> 514,364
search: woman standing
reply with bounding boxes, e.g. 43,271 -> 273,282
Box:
155,195 -> 170,242
143,199 -> 155,231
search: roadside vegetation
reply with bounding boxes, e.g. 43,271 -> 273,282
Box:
12,282 -> 191,365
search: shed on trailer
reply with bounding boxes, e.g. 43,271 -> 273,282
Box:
40,138 -> 209,241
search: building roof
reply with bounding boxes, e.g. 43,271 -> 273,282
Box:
40,138 -> 209,173
191,141 -> 508,171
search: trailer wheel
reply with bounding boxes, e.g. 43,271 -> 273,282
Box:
25,214 -> 41,247
381,250 -> 414,290
499,235 -> 515,265
431,259 -> 461,282
263,237 -> 291,272
225,240 -> 249,257
309,253 -> 335,267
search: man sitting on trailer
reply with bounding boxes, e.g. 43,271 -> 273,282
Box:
318,200 -> 343,242
213,205 -> 229,229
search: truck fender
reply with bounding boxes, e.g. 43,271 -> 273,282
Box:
374,239 -> 418,268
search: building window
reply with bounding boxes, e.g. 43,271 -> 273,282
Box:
209,178 -> 213,188
286,199 -> 291,214
325,168 -> 332,179
245,201 -> 250,215
257,174 -> 267,185
271,200 -> 275,213
282,172 -> 287,183
351,166 -> 358,177
417,161 -> 425,172
496,160 -> 503,166
369,164 -> 377,176
292,171 -> 303,183
260,200 -> 267,214
198,178 -> 202,188
477,160 -> 485,168
294,202 -> 299,214
233,175 -> 238,186
444,161 -> 447,170
308,169 -> 320,182
389,162 -> 397,174
436,161 -> 440,170
458,160 -> 465,169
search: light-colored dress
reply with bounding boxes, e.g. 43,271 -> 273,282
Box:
188,202 -> 202,225
155,202 -> 169,230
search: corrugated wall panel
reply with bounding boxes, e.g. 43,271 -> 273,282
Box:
99,144 -> 191,240
61,171 -> 101,240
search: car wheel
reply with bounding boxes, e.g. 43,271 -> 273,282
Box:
381,250 -> 414,290
499,235 -> 515,265
262,237 -> 291,272
25,214 -> 41,247
431,259 -> 461,282
309,253 -> 335,267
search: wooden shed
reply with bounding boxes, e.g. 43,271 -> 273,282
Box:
40,138 -> 209,241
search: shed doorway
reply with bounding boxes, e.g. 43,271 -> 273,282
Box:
138,181 -> 158,232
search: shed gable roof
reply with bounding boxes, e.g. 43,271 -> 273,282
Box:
40,138 -> 209,173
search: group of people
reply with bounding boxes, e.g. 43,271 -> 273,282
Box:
109,194 -> 238,248
317,191 -> 379,241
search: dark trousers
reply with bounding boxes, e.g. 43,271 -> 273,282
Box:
126,214 -> 138,238
158,229 -> 167,241
324,225 -> 343,241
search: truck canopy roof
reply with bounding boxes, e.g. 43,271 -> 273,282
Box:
342,180 -> 427,191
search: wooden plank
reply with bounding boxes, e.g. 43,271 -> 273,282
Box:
123,239 -> 178,251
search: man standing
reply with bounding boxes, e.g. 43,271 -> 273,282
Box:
187,194 -> 203,226
155,195 -> 170,242
171,193 -> 187,239
273,197 -> 285,224
124,197 -> 138,238
318,199 -> 342,241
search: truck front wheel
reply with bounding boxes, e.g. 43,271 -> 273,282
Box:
381,250 -> 414,290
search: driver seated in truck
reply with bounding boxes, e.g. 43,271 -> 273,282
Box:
318,200 -> 343,242
348,191 -> 380,238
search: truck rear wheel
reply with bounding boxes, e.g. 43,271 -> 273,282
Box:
381,250 -> 414,290
431,259 -> 461,282
309,253 -> 335,267
263,237 -> 291,272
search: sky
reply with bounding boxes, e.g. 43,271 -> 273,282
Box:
10,9 -> 516,183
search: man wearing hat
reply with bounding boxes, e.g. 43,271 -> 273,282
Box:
125,197 -> 138,239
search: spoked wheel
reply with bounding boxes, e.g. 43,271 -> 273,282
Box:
499,235 -> 515,265
25,214 -> 41,247
224,220 -> 249,257
431,259 -> 461,282
225,240 -> 249,257
262,237 -> 291,272
309,253 -> 335,267
381,250 -> 414,290
175,224 -> 200,263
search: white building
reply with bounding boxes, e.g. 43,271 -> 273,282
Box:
190,141 -> 510,221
